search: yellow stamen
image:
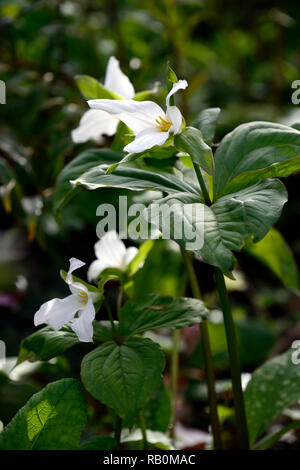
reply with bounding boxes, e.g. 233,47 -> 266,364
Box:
77,291 -> 88,306
155,115 -> 172,132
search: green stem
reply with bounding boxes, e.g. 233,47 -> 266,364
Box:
181,248 -> 222,450
193,163 -> 211,206
104,297 -> 117,334
170,328 -> 180,439
214,267 -> 250,450
114,415 -> 122,449
139,410 -> 148,450
117,288 -> 123,319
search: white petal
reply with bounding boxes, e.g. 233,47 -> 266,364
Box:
124,128 -> 169,153
166,106 -> 183,135
166,79 -> 188,107
123,246 -> 138,268
104,56 -> 135,99
88,99 -> 164,134
95,230 -> 126,265
66,257 -> 88,296
71,301 -> 95,342
34,295 -> 79,331
71,109 -> 119,143
87,259 -> 111,282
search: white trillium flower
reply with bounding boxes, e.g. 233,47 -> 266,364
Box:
88,80 -> 188,154
34,258 -> 98,342
71,56 -> 135,143
88,230 -> 139,282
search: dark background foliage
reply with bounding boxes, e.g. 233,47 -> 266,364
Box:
1,0 -> 300,448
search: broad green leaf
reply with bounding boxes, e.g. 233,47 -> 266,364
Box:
18,325 -> 80,364
192,107 -> 221,144
0,374 -> 40,425
125,240 -> 154,277
81,337 -> 165,423
119,294 -> 209,336
18,320 -> 115,364
143,381 -> 172,432
254,421 -> 300,450
93,321 -> 118,342
145,179 -> 287,275
245,348 -> 300,446
244,229 -> 299,291
0,378 -> 87,450
106,151 -> 142,174
214,121 -> 300,198
53,148 -> 123,216
71,160 -> 201,197
174,127 -> 214,175
75,75 -> 122,100
133,86 -> 159,102
80,435 -> 116,450
107,146 -> 178,174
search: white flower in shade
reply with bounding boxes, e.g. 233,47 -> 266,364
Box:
88,230 -> 139,282
88,80 -> 188,154
34,258 -> 98,342
71,56 -> 135,143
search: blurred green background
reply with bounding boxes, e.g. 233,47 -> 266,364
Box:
1,0 -> 300,448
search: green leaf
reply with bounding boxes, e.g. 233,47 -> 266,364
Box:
213,121 -> 300,198
0,378 -> 87,449
71,159 -> 201,197
119,294 -> 209,336
174,126 -> 214,175
254,421 -> 300,450
245,348 -> 300,446
125,240 -> 154,277
0,376 -> 40,426
145,179 -> 287,275
18,320 -> 115,364
106,151 -> 142,174
192,107 -> 221,144
18,325 -> 80,364
143,381 -> 172,432
81,337 -> 165,423
80,435 -> 116,450
244,229 -> 299,291
133,84 -> 159,102
75,75 -> 122,100
53,148 -> 123,217
93,320 -> 118,342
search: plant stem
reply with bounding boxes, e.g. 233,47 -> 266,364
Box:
181,248 -> 222,450
104,297 -> 117,334
117,288 -> 123,319
170,328 -> 180,439
214,267 -> 250,450
139,410 -> 148,450
193,163 -> 211,206
114,415 -> 122,449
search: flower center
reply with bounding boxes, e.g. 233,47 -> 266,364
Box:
77,291 -> 88,306
155,115 -> 172,132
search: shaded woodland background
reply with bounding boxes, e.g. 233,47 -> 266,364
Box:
1,0 -> 300,448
